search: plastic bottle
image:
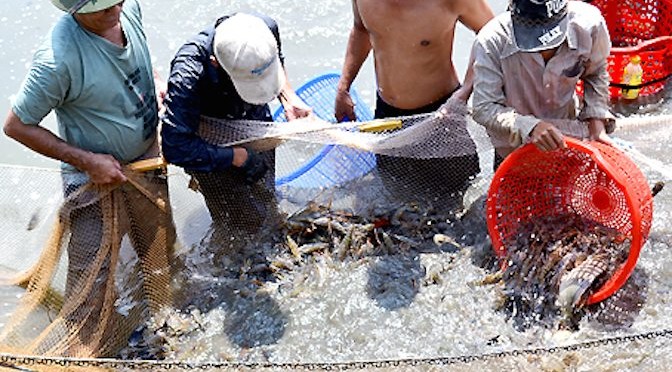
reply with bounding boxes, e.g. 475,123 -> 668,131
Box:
621,55 -> 643,100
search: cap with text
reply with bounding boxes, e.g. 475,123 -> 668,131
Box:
510,0 -> 569,52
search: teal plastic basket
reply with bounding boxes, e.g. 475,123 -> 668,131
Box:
273,73 -> 376,189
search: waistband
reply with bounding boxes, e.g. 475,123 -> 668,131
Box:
374,84 -> 461,119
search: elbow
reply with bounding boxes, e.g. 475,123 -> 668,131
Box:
3,112 -> 23,140
160,132 -> 192,169
159,125 -> 180,166
3,122 -> 12,139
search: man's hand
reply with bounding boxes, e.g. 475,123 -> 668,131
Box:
530,121 -> 567,152
335,89 -> 356,122
452,85 -> 473,103
586,118 -> 613,145
282,95 -> 313,121
81,153 -> 127,185
239,148 -> 268,185
233,147 -> 268,185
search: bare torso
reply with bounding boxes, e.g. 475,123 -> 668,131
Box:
356,0 -> 461,109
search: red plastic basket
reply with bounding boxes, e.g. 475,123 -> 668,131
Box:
486,138 -> 653,304
588,0 -> 672,98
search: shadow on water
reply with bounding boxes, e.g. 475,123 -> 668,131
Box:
169,213 -> 290,349
183,277 -> 288,348
366,254 -> 425,310
459,194 -> 499,273
364,186 -> 492,311
586,266 -> 649,331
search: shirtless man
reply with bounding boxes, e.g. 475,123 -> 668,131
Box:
335,0 -> 494,118
335,0 -> 494,203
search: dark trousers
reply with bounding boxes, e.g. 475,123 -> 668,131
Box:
374,93 -> 481,203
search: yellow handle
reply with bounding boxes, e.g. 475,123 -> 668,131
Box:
125,157 -> 167,172
357,119 -> 402,133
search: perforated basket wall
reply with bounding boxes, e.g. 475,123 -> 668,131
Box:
588,0 -> 672,98
486,138 -> 653,304
273,73 -> 375,189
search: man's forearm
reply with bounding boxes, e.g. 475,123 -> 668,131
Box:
338,27 -> 371,92
3,110 -> 92,170
579,65 -> 612,121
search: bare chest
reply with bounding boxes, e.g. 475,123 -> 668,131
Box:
357,0 -> 458,45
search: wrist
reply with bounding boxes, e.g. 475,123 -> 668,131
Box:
336,82 -> 351,94
278,89 -> 288,104
232,147 -> 248,167
67,148 -> 95,172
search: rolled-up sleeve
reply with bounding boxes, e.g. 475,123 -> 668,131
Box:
578,16 -> 613,121
471,39 -> 539,148
161,43 -> 234,173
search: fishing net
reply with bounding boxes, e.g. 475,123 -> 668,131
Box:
198,96 -> 484,211
0,81 -> 671,370
0,166 -> 176,363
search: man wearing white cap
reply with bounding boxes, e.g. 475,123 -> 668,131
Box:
161,12 -> 310,237
472,0 -> 615,170
3,0 -> 175,356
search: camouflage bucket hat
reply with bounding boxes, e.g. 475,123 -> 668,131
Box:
50,0 -> 124,14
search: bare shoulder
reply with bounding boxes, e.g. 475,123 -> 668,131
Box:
447,0 -> 493,15
447,0 -> 494,32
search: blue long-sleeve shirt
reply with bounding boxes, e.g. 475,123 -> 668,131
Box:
161,13 -> 284,172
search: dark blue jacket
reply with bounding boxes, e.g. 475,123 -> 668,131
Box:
161,13 -> 284,172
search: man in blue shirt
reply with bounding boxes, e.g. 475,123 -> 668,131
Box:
161,12 -> 310,237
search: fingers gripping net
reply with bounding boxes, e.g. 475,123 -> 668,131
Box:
0,171 -> 175,359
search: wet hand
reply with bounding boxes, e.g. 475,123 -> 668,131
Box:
335,89 -> 356,122
530,121 -> 566,152
452,85 -> 473,103
83,153 -> 127,185
284,99 -> 313,121
239,148 -> 268,185
586,118 -> 613,146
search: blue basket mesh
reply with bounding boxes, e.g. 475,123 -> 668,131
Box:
273,73 -> 376,189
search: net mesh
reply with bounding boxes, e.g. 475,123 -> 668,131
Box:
0,169 -> 175,362
0,88 -> 670,370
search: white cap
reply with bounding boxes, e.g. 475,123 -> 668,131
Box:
213,13 -> 286,105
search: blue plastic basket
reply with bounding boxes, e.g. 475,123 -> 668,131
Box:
273,73 -> 376,189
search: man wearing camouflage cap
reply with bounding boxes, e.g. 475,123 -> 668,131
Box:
471,0 -> 615,170
3,0 -> 175,356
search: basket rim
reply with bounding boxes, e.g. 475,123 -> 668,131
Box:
486,138 -> 644,304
